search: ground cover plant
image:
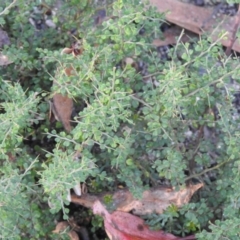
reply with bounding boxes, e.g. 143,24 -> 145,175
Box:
1,0 -> 240,239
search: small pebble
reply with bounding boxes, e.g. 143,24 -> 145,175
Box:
194,0 -> 204,7
45,19 -> 56,28
157,45 -> 169,60
139,27 -> 145,35
0,28 -> 10,48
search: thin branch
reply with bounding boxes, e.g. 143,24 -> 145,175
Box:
184,64 -> 240,98
185,158 -> 231,181
142,71 -> 163,79
0,0 -> 18,16
130,94 -> 153,109
23,156 -> 39,177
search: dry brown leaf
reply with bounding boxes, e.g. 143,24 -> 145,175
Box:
71,183 -> 203,215
93,200 -> 196,240
71,193 -> 98,209
51,93 -> 73,132
51,43 -> 83,132
61,48 -> 73,55
52,221 -> 69,233
110,183 -> 203,215
225,5 -> 240,56
153,26 -> 197,47
149,0 -> 206,34
68,230 -> 79,240
53,221 -> 80,240
149,0 -> 240,52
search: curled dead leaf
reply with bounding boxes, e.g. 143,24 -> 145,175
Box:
61,41 -> 83,57
51,41 -> 84,132
51,93 -> 73,132
71,183 -> 203,215
93,200 -> 195,240
52,221 -> 69,233
61,47 -> 73,55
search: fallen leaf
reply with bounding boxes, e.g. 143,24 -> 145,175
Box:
149,0 -> 205,34
71,184 -> 203,215
152,26 -> 197,47
110,183 -> 203,215
51,93 -> 73,132
149,0 -> 240,53
71,192 -> 98,209
61,41 -> 84,57
52,221 -> 69,233
51,42 -> 84,132
61,47 -> 73,55
52,221 -> 80,240
93,200 -> 195,240
68,230 -> 79,240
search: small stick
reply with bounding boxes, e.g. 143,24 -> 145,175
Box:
0,0 -> 18,16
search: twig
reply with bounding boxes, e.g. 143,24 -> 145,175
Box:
225,5 -> 240,56
130,94 -> 153,109
23,156 -> 39,177
142,71 -> 163,79
188,125 -> 204,173
0,0 -> 18,16
185,157 -> 231,181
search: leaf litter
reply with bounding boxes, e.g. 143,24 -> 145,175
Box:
93,200 -> 196,240
68,184 -> 203,240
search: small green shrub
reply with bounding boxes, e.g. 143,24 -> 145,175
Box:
1,0 -> 240,239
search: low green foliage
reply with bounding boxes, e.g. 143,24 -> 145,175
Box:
1,0 -> 240,239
